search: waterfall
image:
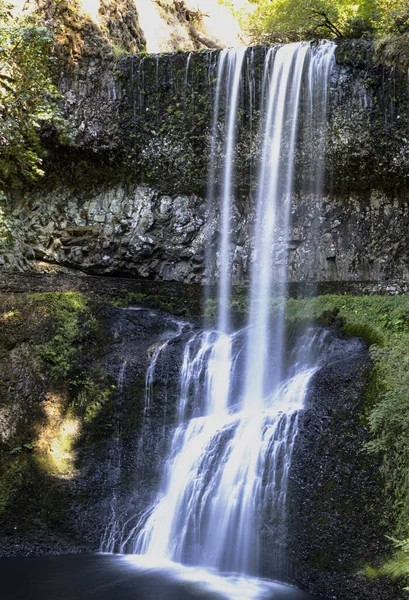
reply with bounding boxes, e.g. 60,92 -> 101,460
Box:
117,41 -> 335,583
205,48 -> 246,331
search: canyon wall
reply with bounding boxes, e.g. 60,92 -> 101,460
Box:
3,41 -> 409,286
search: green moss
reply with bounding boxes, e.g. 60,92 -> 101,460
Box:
374,34 -> 409,69
34,292 -> 91,380
70,376 -> 112,422
0,291 -> 118,534
0,454 -> 29,520
365,536 -> 409,593
108,290 -> 197,317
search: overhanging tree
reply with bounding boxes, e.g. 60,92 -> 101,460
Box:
0,1 -> 68,190
244,0 -> 409,43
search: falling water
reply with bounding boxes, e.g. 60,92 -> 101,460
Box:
131,329 -> 329,575
205,48 -> 246,332
145,342 -> 170,411
244,43 -> 309,406
120,41 -> 335,584
217,48 -> 246,334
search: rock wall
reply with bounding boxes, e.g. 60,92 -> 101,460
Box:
3,41 -> 409,283
5,185 -> 208,281
288,335 -> 396,599
0,291 -> 194,555
5,184 -> 409,284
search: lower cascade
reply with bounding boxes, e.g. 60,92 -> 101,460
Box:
128,328 -> 328,576
103,40 -> 336,591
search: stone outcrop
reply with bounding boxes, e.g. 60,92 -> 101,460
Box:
5,185 -> 208,282
4,184 -> 409,284
3,41 -> 409,284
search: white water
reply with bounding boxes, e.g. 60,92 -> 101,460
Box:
145,342 -> 170,410
123,554 -> 311,600
205,48 -> 246,331
131,328 -> 329,574
246,44 -> 312,405
114,42 -> 335,591
217,48 -> 246,334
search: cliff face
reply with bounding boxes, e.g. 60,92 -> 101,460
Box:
0,287 -> 401,600
3,40 -> 409,285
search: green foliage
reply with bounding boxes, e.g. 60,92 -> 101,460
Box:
243,0 -> 409,43
372,0 -> 409,35
109,290 -> 197,317
112,43 -> 129,58
0,454 -> 29,518
9,442 -> 35,455
70,375 -> 115,423
0,1 -> 70,189
365,537 -> 409,592
244,0 -> 363,42
0,193 -> 13,245
35,292 -> 90,380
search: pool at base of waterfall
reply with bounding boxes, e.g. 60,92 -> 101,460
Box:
0,554 -> 325,600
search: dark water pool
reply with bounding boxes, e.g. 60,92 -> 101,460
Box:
0,554 -> 324,600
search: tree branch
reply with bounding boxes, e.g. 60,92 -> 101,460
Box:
310,8 -> 344,37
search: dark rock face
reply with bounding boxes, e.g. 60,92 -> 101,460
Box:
287,333 -> 400,600
3,41 -> 409,284
0,294 -> 197,556
71,306 -> 197,552
241,329 -> 401,599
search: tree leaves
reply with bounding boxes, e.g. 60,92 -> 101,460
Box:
0,2 -> 69,189
243,0 -> 409,44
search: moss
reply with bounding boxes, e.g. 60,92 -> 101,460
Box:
34,292 -> 91,380
0,291 -> 114,534
0,454 -> 29,521
70,375 -> 114,423
0,449 -> 69,530
373,34 -> 409,70
107,289 -> 198,317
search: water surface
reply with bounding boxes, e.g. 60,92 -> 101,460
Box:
0,554 -> 324,600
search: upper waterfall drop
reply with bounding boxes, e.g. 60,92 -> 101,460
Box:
111,40 -> 336,586
244,42 -> 310,406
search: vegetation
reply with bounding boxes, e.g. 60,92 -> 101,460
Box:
365,537 -> 409,592
241,0 -> 409,43
0,0 -> 69,189
35,292 -> 92,380
0,291 -> 116,530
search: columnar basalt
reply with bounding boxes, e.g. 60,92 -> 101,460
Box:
3,41 -> 409,284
